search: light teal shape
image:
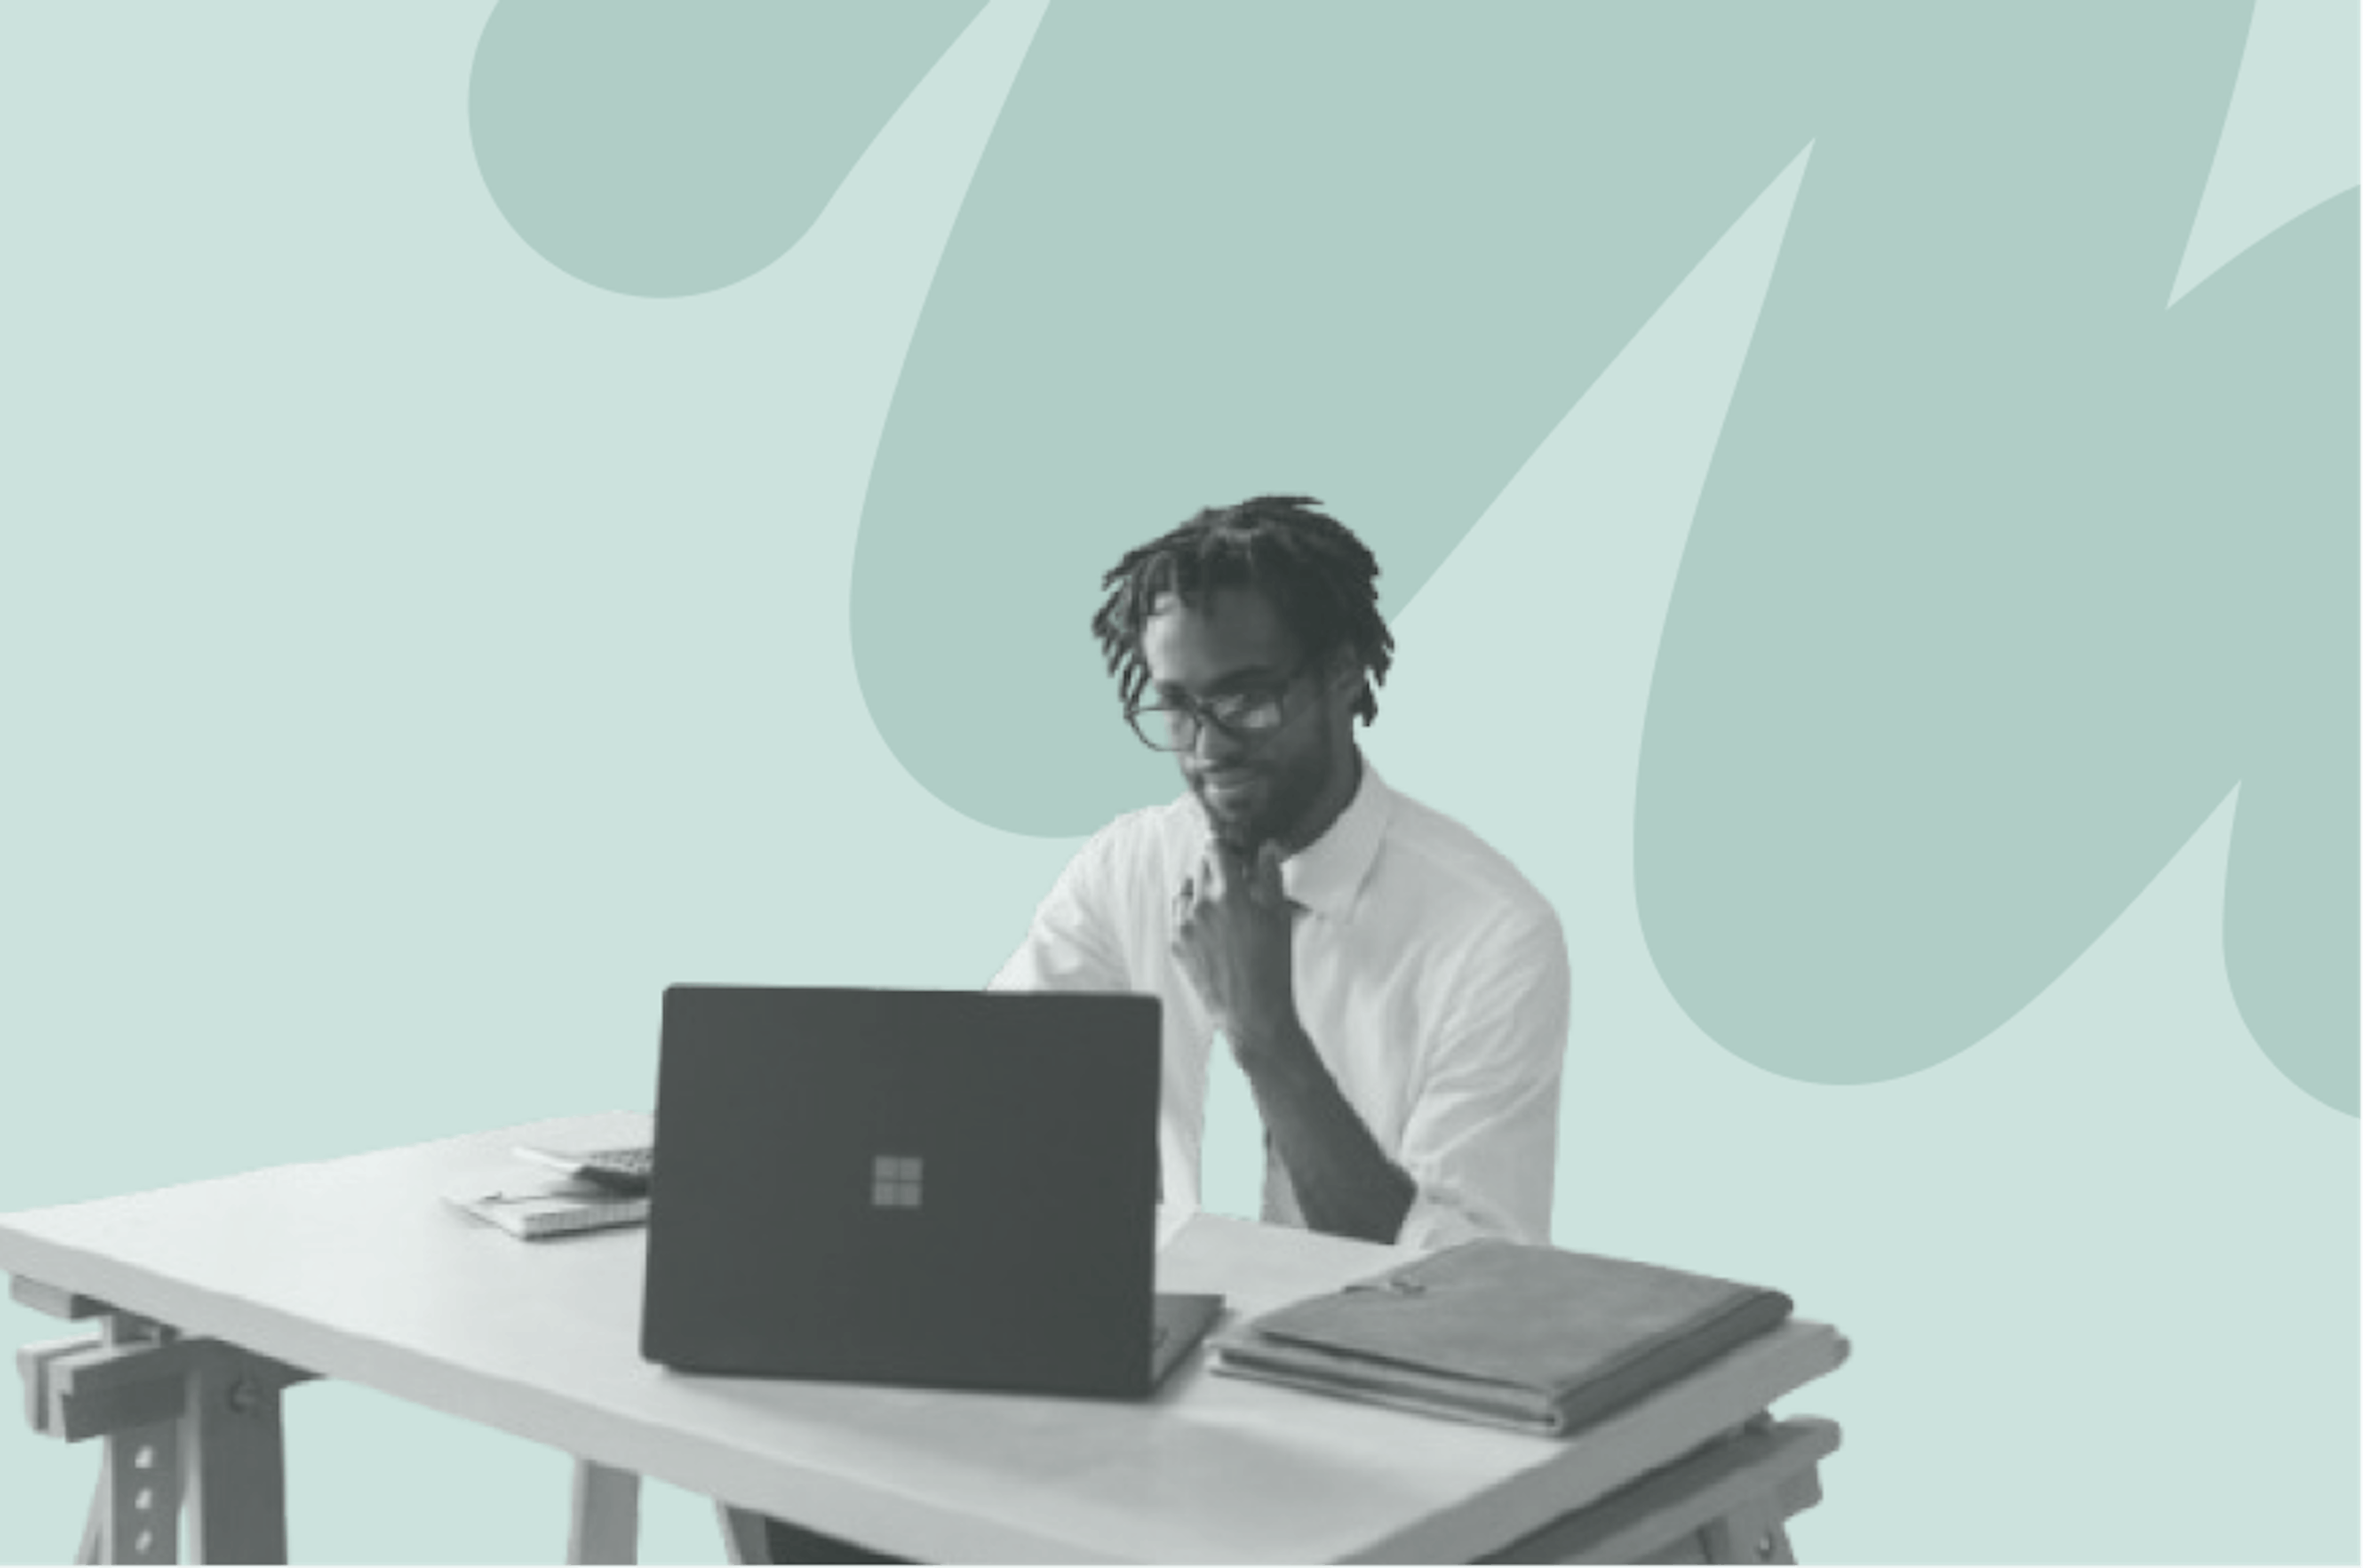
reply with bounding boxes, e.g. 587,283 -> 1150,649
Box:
2211,200 -> 2361,1114
2172,0 -> 2361,303
1645,182 -> 2355,1110
1378,123 -> 2357,1557
1385,136 -> 1820,887
469,0 -> 984,297
1625,13 -> 2356,1112
847,2 -> 2357,1116
1234,130 -> 1819,1241
850,2 -> 1838,838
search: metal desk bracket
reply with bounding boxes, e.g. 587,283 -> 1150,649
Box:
15,1279 -> 313,1565
1484,1412 -> 1842,1565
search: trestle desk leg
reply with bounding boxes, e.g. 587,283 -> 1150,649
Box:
1696,1489 -> 1792,1564
22,1313 -> 186,1564
715,1503 -> 774,1565
77,1482 -> 105,1566
97,1416 -> 187,1563
567,1459 -> 641,1565
1484,1414 -> 1838,1564
184,1346 -> 303,1563
13,1283 -> 312,1566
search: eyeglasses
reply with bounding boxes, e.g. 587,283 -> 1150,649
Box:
1125,658 -> 1317,753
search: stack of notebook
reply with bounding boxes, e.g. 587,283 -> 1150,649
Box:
1211,1239 -> 1793,1436
441,1168 -> 649,1240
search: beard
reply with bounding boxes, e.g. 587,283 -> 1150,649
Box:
1196,781 -> 1276,854
1191,734 -> 1335,855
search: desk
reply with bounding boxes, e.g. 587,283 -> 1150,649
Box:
2,1113 -> 1848,1563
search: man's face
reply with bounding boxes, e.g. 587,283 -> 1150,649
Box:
1138,586 -> 1357,853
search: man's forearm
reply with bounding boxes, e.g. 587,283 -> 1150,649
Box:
1231,1018 -> 1415,1244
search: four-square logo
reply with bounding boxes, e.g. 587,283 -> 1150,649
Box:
871,1155 -> 924,1209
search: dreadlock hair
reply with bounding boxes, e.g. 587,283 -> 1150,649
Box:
1091,495 -> 1394,725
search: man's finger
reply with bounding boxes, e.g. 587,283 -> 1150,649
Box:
1168,936 -> 1204,993
1200,847 -> 1226,905
1254,840 -> 1284,903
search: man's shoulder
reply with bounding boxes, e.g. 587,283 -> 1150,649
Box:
1084,792 -> 1201,851
1375,778 -> 1561,937
1064,793 -> 1201,884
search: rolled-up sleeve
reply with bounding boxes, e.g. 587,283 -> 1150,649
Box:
1393,912 -> 1571,1250
989,829 -> 1131,994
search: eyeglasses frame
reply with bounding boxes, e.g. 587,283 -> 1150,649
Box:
1122,652 -> 1329,754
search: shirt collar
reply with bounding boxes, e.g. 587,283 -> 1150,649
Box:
1278,755 -> 1393,921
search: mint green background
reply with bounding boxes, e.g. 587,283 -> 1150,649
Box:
469,0 -> 982,298
0,4 -> 2354,1562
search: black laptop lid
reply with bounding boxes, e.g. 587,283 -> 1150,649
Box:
640,985 -> 1163,1397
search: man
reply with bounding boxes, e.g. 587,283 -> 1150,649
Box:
993,495 -> 1570,1247
763,495 -> 1571,1562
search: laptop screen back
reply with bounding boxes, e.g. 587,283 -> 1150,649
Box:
640,985 -> 1163,1396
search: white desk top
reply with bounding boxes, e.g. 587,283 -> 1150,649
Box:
0,1112 -> 1848,1563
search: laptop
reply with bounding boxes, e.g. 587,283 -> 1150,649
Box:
640,984 -> 1224,1398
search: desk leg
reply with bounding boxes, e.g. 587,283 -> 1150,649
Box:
23,1317 -> 187,1564
184,1347 -> 296,1564
714,1503 -> 773,1565
80,1483 -> 104,1565
94,1417 -> 187,1563
13,1287 -> 312,1567
1695,1492 -> 1793,1565
1485,1414 -> 1838,1565
567,1459 -> 641,1565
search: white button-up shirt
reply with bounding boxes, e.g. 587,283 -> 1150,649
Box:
991,760 -> 1569,1250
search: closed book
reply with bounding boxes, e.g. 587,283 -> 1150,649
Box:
441,1169 -> 649,1240
1211,1239 -> 1792,1435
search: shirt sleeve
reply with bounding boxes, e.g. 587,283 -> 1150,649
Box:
986,826 -> 1133,994
1393,910 -> 1571,1250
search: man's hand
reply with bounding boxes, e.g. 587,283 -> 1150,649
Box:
1171,836 -> 1417,1244
1170,840 -> 1295,1049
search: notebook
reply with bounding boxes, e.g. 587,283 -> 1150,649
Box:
1211,1238 -> 1793,1434
442,1166 -> 650,1240
639,984 -> 1223,1398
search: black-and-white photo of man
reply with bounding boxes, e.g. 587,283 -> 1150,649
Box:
995,495 -> 1571,1246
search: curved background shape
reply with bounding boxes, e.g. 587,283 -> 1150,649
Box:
1637,99 -> 2354,1110
470,0 -> 983,297
848,0 -> 2352,1111
2172,0 -> 2361,302
850,2 -> 1834,836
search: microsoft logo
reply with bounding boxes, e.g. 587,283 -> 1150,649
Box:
871,1155 -> 924,1209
